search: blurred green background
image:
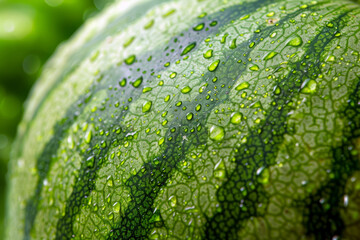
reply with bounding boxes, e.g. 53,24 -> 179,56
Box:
0,0 -> 112,237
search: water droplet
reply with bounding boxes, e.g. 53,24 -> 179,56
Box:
168,196 -> 177,207
267,11 -> 275,17
236,81 -> 250,91
90,50 -> 100,62
210,21 -> 218,27
203,49 -> 213,59
208,60 -> 220,72
113,202 -> 120,213
209,125 -> 225,141
229,38 -> 237,49
143,87 -> 152,93
170,72 -> 177,79
86,156 -> 95,168
214,160 -> 226,179
240,14 -> 250,20
85,129 -> 92,143
119,78 -> 127,87
249,65 -> 259,71
144,19 -> 154,29
186,113 -> 193,121
196,104 -> 202,111
256,167 -> 270,184
125,55 -> 136,65
181,42 -> 196,56
158,137 -> 165,145
287,36 -> 303,47
132,77 -> 143,88
198,12 -> 207,18
142,101 -> 152,113
123,36 -> 135,48
193,23 -> 204,31
181,86 -> 192,94
264,51 -> 278,60
301,79 -> 317,93
326,55 -> 336,62
231,112 -> 242,124
107,178 -> 113,187
273,86 -> 281,95
221,33 -> 229,44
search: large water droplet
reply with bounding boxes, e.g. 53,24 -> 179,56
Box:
231,112 -> 242,124
301,79 -> 317,93
287,36 -> 303,47
236,81 -> 250,91
264,51 -> 278,60
209,125 -> 225,141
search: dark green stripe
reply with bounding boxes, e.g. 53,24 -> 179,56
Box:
21,0 -> 172,155
203,9 -> 354,240
54,2 -> 257,239
298,80 -> 360,239
104,1 -> 336,239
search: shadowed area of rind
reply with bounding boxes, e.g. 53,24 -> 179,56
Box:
203,9 -> 353,240
297,79 -> 360,239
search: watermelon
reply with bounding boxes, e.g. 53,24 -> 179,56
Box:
6,0 -> 360,239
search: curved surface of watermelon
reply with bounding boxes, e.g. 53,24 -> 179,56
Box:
6,0 -> 360,239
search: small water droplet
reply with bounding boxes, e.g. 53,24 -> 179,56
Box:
273,86 -> 281,95
125,55 -> 136,65
170,72 -> 177,79
144,19 -> 154,29
208,60 -> 220,72
86,156 -> 95,168
229,38 -> 237,49
85,129 -> 92,143
196,104 -> 202,111
181,86 -> 192,94
181,42 -> 196,56
123,36 -> 135,48
186,113 -> 193,121
158,137 -> 165,145
132,77 -> 143,88
240,14 -> 250,20
142,101 -> 152,113
193,23 -> 205,31
203,49 -> 213,59
119,78 -> 127,87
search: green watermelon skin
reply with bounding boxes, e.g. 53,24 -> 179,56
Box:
6,0 -> 360,239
